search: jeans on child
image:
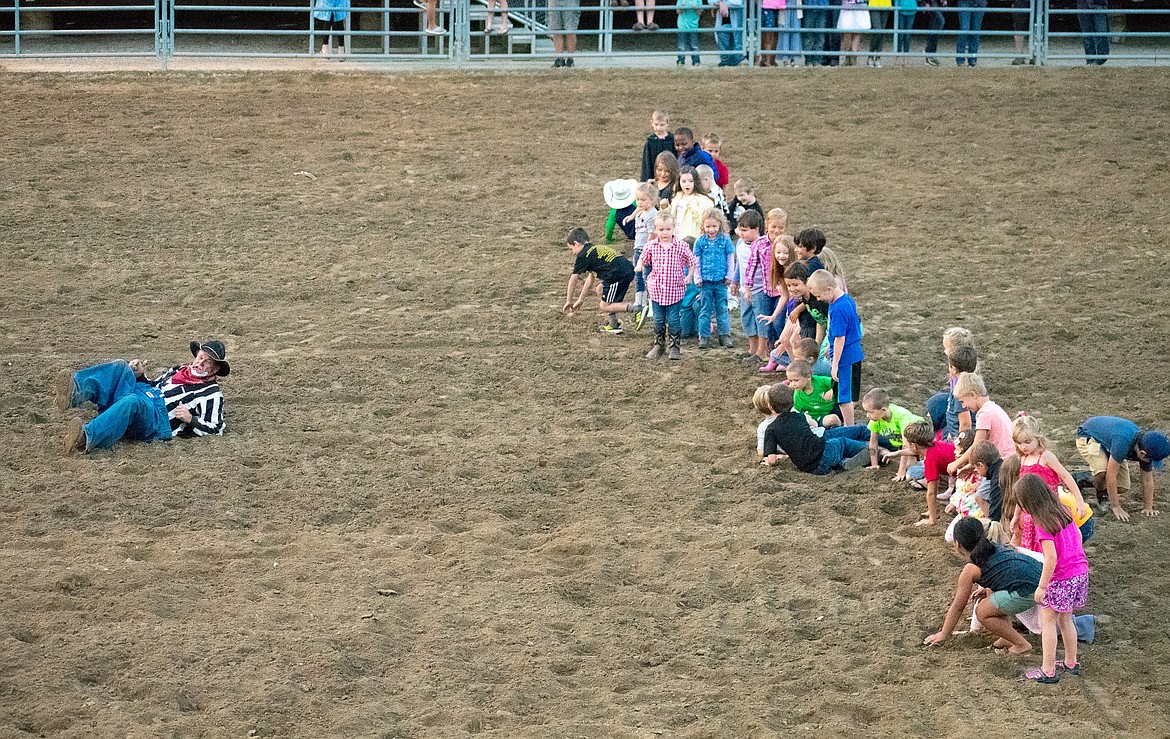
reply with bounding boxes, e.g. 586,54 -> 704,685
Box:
956,0 -> 986,65
751,291 -> 779,344
73,360 -> 173,451
697,282 -> 730,339
714,5 -> 746,65
815,424 -> 871,474
801,0 -> 830,64
651,299 -> 683,335
895,10 -> 916,53
677,30 -> 700,64
779,6 -> 802,61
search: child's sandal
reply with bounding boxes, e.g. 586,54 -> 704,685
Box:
1023,667 -> 1059,684
1056,661 -> 1081,676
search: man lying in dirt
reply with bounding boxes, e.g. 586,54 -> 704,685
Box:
56,340 -> 230,454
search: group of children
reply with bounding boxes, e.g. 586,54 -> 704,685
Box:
560,108 -> 1170,686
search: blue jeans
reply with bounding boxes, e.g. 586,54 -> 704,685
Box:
895,10 -> 916,53
651,299 -> 683,335
956,0 -> 986,65
1077,0 -> 1109,62
633,248 -> 646,294
802,1 -> 829,65
750,291 -> 780,344
815,424 -> 871,474
1079,515 -> 1095,543
72,361 -> 172,451
779,6 -> 802,61
714,5 -> 745,65
697,282 -> 730,339
677,30 -> 700,63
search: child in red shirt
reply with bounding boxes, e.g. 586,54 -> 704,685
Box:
891,420 -> 955,527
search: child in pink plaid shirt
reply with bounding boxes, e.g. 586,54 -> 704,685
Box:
635,212 -> 697,361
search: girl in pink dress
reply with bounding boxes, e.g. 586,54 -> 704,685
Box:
1008,414 -> 1092,552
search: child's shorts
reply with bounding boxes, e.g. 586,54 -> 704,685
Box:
832,360 -> 862,405
1043,573 -> 1089,613
740,294 -> 759,337
989,588 -> 1036,616
602,275 -> 633,305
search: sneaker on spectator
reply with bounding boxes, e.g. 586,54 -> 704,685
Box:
646,22 -> 659,30
633,21 -> 645,31
565,57 -> 574,67
553,57 -> 565,67
925,56 -> 939,66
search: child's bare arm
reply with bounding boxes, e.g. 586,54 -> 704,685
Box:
924,564 -> 977,645
868,430 -> 881,469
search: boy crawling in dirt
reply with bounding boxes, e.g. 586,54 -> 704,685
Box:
761,383 -> 871,475
562,227 -> 644,335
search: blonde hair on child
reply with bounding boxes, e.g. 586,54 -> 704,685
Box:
819,246 -> 846,280
765,207 -> 789,235
695,164 -> 717,192
652,110 -> 670,123
753,385 -> 774,415
701,207 -> 729,234
767,234 -> 795,293
702,132 -> 722,149
863,387 -> 890,409
733,177 -> 755,195
806,269 -> 836,292
953,372 -> 988,399
654,211 -> 676,227
943,327 -> 976,351
634,181 -> 656,201
1011,413 -> 1049,452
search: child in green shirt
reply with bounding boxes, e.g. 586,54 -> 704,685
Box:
862,387 -> 925,479
786,359 -> 841,427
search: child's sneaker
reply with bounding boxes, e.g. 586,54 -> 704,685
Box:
718,334 -> 734,348
1056,660 -> 1082,676
636,302 -> 651,330
1023,667 -> 1059,684
599,324 -> 623,335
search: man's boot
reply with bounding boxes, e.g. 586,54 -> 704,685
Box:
646,327 -> 666,359
668,332 -> 682,361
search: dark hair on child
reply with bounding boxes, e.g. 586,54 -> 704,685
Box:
903,420 -> 935,448
1018,473 -> 1073,534
955,429 -> 976,456
766,383 -> 794,414
793,338 -> 820,360
566,227 -> 590,245
863,387 -> 890,409
785,261 -> 811,283
678,165 -> 709,198
675,126 -> 694,141
954,517 -> 996,569
949,346 -> 978,375
970,440 -> 1001,468
787,358 -> 812,378
796,228 -> 826,254
1000,454 -> 1023,521
738,209 -> 763,232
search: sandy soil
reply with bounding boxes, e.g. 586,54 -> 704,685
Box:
1,69 -> 1169,738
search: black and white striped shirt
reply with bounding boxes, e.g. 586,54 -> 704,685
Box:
147,367 -> 226,437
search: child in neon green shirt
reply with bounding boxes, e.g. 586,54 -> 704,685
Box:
786,359 -> 841,427
862,387 -> 925,479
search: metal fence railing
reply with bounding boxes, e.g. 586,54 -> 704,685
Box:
2,0 -> 1168,65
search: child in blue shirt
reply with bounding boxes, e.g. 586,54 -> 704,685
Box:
807,269 -> 863,426
692,208 -> 736,350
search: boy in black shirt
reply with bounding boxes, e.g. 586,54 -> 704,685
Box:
563,227 -> 644,334
762,383 -> 870,475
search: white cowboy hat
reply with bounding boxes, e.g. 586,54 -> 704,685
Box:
603,179 -> 639,209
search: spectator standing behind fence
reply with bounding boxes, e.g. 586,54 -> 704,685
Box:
676,0 -> 703,66
837,0 -> 871,65
801,0 -> 830,65
919,0 -> 944,65
415,0 -> 446,34
759,0 -> 782,66
1077,0 -> 1109,64
485,0 -> 514,34
894,0 -> 916,65
313,0 -> 349,57
955,0 -> 985,66
1011,0 -> 1030,64
867,0 -> 892,65
710,0 -> 746,66
547,0 -> 580,67
633,0 -> 659,30
777,0 -> 802,65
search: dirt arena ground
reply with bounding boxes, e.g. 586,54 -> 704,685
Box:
2,69 -> 1169,738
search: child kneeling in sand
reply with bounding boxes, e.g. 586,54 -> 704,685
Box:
761,383 -> 870,474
